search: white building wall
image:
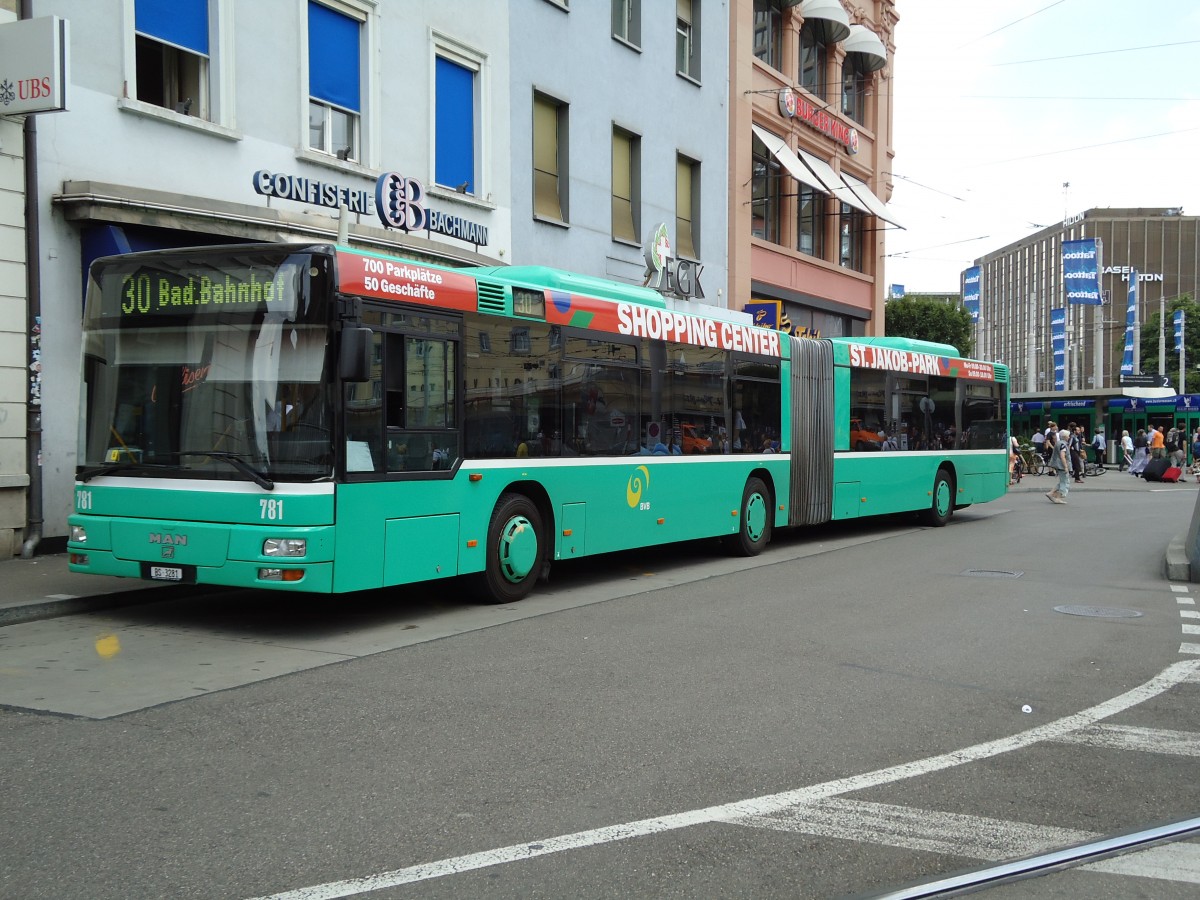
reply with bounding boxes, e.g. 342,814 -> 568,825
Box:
28,0 -> 512,538
0,4 -> 29,556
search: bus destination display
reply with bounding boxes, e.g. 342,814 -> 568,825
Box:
104,266 -> 296,320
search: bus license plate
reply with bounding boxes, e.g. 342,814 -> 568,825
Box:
149,566 -> 183,581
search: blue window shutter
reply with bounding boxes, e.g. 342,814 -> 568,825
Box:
309,2 -> 361,112
435,57 -> 474,193
135,0 -> 209,55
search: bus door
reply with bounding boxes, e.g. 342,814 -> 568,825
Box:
344,305 -> 462,476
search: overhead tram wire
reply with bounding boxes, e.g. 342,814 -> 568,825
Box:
990,38 -> 1200,67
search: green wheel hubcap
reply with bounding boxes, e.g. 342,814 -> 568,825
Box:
498,515 -> 537,583
745,492 -> 767,542
935,481 -> 951,515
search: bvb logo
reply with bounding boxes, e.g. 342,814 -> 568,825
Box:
375,172 -> 427,232
626,465 -> 650,508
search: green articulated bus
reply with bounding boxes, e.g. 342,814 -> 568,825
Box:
68,243 -> 1010,602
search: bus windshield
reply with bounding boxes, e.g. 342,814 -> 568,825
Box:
78,246 -> 335,483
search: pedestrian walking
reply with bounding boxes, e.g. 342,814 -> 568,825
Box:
1150,425 -> 1166,459
1091,427 -> 1106,470
1120,429 -> 1134,472
1046,429 -> 1071,503
1130,428 -> 1149,476
1069,424 -> 1084,483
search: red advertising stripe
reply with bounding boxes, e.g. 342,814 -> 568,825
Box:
336,250 -> 477,312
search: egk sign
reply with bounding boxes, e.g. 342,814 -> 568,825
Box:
642,223 -> 705,301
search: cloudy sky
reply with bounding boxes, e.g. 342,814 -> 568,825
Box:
884,0 -> 1200,294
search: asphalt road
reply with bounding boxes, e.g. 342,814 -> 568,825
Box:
3,485 -> 1200,899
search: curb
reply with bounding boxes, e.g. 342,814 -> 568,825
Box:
0,585 -> 211,628
1166,534 -> 1191,582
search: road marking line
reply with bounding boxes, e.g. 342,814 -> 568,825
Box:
1171,585 -> 1189,593
246,660 -> 1200,900
726,798 -> 1094,860
1084,843 -> 1200,883
732,800 -> 1200,886
1180,597 -> 1196,605
1183,624 -> 1200,635
1182,610 -> 1200,619
1182,643 -> 1200,656
1050,724 -> 1200,756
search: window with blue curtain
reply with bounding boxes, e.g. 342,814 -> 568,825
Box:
135,0 -> 209,55
436,57 -> 475,194
309,2 -> 361,113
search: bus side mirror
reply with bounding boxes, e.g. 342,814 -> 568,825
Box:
339,327 -> 373,383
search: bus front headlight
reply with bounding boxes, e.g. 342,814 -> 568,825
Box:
70,525 -> 88,544
263,538 -> 307,557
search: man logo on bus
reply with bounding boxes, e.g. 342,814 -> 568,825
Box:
627,465 -> 651,510
375,172 -> 427,232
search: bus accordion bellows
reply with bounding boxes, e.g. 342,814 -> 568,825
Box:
68,243 -> 1010,603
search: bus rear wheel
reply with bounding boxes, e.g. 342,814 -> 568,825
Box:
921,468 -> 954,527
724,476 -> 773,556
474,492 -> 544,604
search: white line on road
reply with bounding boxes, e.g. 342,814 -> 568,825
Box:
730,799 -> 1200,886
246,659 -> 1200,900
1182,610 -> 1200,619
1182,643 -> 1200,656
1085,842 -> 1200,883
1180,597 -> 1197,605
1050,724 -> 1200,756
1171,585 -> 1189,593
727,798 -> 1095,860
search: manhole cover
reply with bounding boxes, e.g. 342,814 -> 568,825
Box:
960,569 -> 1024,578
1054,605 -> 1143,618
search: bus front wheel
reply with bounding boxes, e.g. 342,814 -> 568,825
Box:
475,492 -> 544,604
921,468 -> 954,527
724,476 -> 773,557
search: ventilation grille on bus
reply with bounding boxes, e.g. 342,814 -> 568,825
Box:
477,281 -> 507,314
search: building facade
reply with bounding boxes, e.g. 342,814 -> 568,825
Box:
3,0 -> 733,547
730,0 -> 898,341
970,208 -> 1200,395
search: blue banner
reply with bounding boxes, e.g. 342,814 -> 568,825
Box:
1121,271 -> 1137,375
1010,401 -> 1046,413
1062,238 -> 1102,305
962,267 -> 980,322
890,284 -> 905,299
1049,399 -> 1095,410
1051,308 -> 1066,390
1175,309 -> 1185,352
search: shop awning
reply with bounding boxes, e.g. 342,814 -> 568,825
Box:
792,145 -> 873,215
841,172 -> 904,228
843,23 -> 888,72
750,124 -> 828,193
798,0 -> 851,44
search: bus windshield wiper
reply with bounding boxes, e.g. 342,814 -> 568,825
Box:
178,450 -> 275,491
78,462 -> 174,483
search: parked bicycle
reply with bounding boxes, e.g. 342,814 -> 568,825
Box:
1014,445 -> 1048,479
1083,459 -> 1106,476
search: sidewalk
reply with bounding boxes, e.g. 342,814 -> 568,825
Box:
0,553 -> 191,627
1,467 -> 1195,627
